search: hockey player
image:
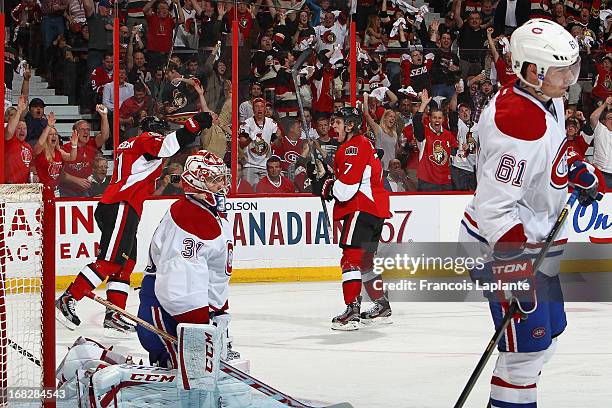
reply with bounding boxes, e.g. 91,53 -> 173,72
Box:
136,150 -> 238,368
310,107 -> 392,331
459,19 -> 604,407
56,112 -> 214,334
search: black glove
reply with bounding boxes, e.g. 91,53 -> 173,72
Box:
185,111 -> 213,133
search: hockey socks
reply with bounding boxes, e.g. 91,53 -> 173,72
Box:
67,260 -> 122,301
490,376 -> 537,408
341,248 -> 363,304
107,258 -> 136,309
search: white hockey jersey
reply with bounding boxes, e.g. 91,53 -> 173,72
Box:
146,195 -> 234,316
240,117 -> 278,170
461,84 -> 569,276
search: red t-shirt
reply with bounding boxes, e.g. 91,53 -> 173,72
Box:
146,14 -> 175,53
255,176 -> 295,193
416,125 -> 457,185
567,134 -> 590,158
60,138 -> 101,195
592,63 -> 612,100
4,136 -> 34,183
34,149 -> 63,190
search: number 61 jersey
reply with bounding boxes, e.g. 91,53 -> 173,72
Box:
461,85 -> 569,276
146,195 -> 234,316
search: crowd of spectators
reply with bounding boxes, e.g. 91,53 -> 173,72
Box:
3,0 -> 612,197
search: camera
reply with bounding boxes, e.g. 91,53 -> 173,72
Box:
170,174 -> 181,184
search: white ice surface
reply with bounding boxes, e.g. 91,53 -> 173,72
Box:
56,282 -> 612,408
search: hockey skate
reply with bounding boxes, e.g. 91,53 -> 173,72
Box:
360,296 -> 392,325
104,310 -> 137,337
55,292 -> 81,330
331,296 -> 362,331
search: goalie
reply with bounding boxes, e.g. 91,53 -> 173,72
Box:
136,150 -> 240,368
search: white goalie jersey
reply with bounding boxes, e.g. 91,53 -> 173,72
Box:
146,195 -> 234,316
461,84 -> 569,276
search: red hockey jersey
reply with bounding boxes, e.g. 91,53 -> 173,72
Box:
101,131 -> 186,216
332,135 -> 391,221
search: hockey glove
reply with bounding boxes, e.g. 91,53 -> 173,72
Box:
568,160 -> 604,206
491,227 -> 536,318
308,161 -> 335,200
184,111 -> 214,134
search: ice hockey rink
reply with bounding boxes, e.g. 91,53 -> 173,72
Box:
56,281 -> 612,408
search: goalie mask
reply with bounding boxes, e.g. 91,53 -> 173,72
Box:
181,150 -> 230,211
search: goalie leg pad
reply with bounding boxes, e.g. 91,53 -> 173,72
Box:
176,323 -> 223,392
137,276 -> 179,368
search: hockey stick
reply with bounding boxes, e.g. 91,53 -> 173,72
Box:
84,292 -> 353,408
7,338 -> 41,367
453,190 -> 580,408
291,48 -> 332,231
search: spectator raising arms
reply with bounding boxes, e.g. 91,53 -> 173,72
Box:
413,89 -> 457,191
33,112 -> 79,194
589,97 -> 612,188
60,104 -> 110,197
364,93 -> 399,171
4,97 -> 33,184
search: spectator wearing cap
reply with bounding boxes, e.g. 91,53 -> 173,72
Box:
86,156 -> 110,197
453,4 -> 488,79
24,98 -> 48,146
4,96 -> 34,184
589,97 -> 612,188
239,82 -> 263,123
83,0 -> 113,76
143,0 -> 185,71
59,104 -> 109,197
449,101 -> 478,190
565,114 -> 592,159
256,156 -> 296,194
493,0 -> 529,36
431,32 -> 462,100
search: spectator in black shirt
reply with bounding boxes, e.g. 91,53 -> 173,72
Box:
493,0 -> 529,36
24,98 -> 48,146
454,8 -> 487,79
431,32 -> 461,100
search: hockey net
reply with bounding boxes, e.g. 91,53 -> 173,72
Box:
0,184 -> 55,406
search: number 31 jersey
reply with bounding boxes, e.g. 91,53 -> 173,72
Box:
146,195 -> 234,316
462,85 -> 569,276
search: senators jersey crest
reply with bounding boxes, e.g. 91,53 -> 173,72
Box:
250,134 -> 270,156
429,140 -> 449,165
322,30 -> 336,44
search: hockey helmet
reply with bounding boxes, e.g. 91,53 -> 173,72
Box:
140,116 -> 171,134
510,19 -> 580,89
181,150 -> 230,209
334,106 -> 363,133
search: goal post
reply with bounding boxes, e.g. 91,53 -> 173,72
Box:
0,184 -> 56,406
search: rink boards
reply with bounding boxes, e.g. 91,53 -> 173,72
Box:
2,194 -> 612,289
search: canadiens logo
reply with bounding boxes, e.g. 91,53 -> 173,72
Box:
345,146 -> 358,156
532,327 -> 546,339
429,140 -> 448,165
284,151 -> 299,164
226,241 -> 233,276
550,140 -> 568,189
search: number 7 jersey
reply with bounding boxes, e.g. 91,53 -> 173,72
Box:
332,134 -> 391,221
462,84 -> 569,274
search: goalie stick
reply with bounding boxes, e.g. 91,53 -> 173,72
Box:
291,48 -> 332,231
453,190 -> 580,408
84,292 -> 353,408
7,338 -> 41,367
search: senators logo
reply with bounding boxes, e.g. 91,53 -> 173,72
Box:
172,89 -> 187,109
429,140 -> 448,165
240,17 -> 248,29
250,134 -> 269,156
322,30 -> 336,44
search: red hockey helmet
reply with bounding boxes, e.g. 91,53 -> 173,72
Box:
181,150 -> 230,207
